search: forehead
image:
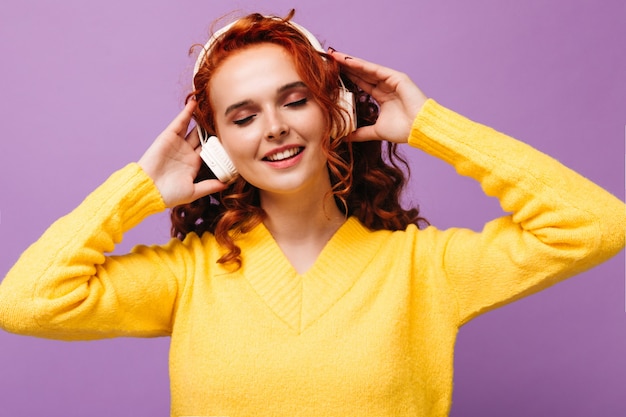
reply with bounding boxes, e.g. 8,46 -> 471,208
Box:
209,44 -> 301,106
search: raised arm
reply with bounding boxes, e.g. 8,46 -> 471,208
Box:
0,103 -> 225,339
331,49 -> 625,324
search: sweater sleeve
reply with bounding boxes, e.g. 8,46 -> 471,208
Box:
409,99 -> 626,325
0,163 -> 186,340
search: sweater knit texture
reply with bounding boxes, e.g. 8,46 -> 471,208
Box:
1,100 -> 624,416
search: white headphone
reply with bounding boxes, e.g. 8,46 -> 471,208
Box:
191,17 -> 356,182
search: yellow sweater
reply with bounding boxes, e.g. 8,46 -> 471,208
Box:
0,100 -> 624,416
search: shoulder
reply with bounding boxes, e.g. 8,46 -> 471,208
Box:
353,217 -> 455,251
130,229 -> 222,264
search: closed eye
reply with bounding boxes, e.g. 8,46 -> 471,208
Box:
233,115 -> 255,126
285,98 -> 307,107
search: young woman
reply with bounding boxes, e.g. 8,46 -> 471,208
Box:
0,11 -> 624,417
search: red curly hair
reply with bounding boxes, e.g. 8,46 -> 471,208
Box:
171,10 -> 427,268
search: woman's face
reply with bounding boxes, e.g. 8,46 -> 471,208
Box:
209,43 -> 330,197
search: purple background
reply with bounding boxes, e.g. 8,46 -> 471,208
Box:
1,0 -> 624,415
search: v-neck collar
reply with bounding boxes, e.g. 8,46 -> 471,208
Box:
236,217 -> 385,333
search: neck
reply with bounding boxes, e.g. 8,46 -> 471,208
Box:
259,188 -> 346,274
261,189 -> 346,241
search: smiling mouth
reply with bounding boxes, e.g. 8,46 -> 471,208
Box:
264,147 -> 304,162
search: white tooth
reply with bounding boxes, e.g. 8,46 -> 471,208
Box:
269,148 -> 299,161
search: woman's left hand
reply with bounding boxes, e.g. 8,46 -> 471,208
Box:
328,49 -> 428,143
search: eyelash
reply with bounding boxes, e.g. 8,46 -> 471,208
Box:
232,98 -> 308,126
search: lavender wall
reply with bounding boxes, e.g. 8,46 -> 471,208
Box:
1,0 -> 624,415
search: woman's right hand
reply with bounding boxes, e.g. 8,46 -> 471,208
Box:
138,99 -> 228,208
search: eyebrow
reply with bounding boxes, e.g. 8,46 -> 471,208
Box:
223,81 -> 308,116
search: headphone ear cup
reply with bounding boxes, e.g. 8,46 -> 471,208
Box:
197,129 -> 238,182
332,87 -> 356,139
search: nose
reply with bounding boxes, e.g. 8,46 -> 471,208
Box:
265,110 -> 289,141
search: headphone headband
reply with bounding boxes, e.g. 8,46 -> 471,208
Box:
193,18 -> 325,87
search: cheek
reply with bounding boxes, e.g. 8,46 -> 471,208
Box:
307,106 -> 330,139
219,133 -> 259,170
215,123 -> 251,158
